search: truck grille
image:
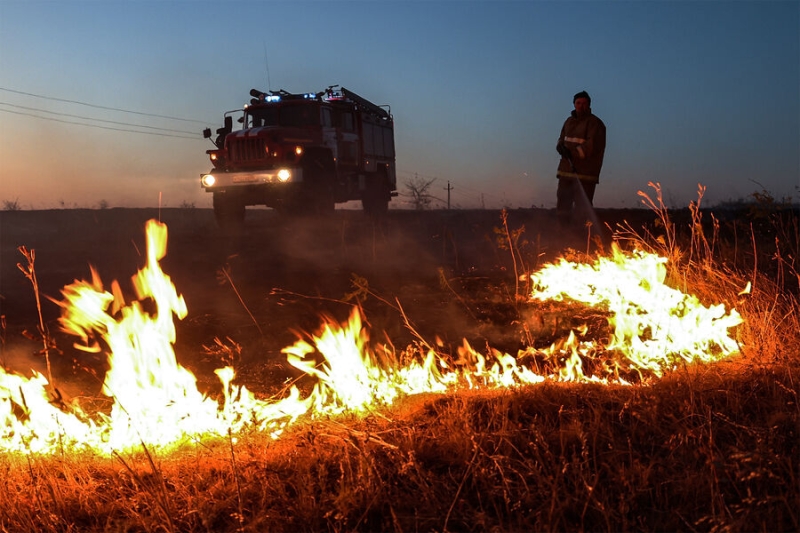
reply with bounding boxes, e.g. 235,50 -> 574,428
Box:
228,137 -> 268,163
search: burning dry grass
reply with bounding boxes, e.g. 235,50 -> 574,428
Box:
1,365 -> 797,532
1,184 -> 799,532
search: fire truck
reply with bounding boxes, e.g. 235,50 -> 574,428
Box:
200,85 -> 396,227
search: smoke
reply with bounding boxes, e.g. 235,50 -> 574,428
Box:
1,342 -> 47,377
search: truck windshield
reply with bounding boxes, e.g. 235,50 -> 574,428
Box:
247,107 -> 278,128
280,105 -> 319,127
247,104 -> 319,128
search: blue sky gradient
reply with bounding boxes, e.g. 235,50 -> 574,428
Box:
1,0 -> 798,209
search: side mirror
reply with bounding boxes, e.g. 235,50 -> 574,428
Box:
224,116 -> 233,132
203,128 -> 212,139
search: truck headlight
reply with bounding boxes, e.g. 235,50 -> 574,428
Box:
201,174 -> 216,187
277,169 -> 291,182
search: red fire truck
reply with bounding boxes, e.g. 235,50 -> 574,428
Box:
201,86 -> 396,227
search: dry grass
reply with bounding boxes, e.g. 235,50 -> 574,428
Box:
1,188 -> 798,532
2,366 -> 797,532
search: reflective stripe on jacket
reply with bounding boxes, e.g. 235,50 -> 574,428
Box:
556,111 -> 606,183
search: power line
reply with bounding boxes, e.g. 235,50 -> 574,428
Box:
0,101 -> 200,136
0,86 -> 208,124
0,108 -> 201,140
397,169 -> 438,180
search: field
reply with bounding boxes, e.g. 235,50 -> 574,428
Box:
0,196 -> 798,532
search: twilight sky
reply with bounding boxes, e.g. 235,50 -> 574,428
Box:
1,0 -> 798,210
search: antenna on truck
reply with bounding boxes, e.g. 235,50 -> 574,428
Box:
263,42 -> 272,91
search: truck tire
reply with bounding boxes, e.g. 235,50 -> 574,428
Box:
362,171 -> 390,216
213,192 -> 245,231
302,149 -> 336,215
312,186 -> 335,215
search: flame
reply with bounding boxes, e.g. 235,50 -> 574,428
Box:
1,221 -> 742,455
528,244 -> 742,377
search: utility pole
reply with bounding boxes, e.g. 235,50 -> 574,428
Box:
444,181 -> 453,210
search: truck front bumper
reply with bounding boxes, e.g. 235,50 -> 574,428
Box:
201,168 -> 303,190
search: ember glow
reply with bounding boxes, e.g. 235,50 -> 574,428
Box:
1,220 -> 742,455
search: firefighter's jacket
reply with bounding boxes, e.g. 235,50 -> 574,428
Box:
556,111 -> 606,183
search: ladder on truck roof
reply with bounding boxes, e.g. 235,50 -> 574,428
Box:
340,87 -> 391,120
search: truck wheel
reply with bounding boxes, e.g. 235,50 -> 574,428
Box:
302,149 -> 336,216
213,193 -> 245,231
362,175 -> 389,216
312,186 -> 335,215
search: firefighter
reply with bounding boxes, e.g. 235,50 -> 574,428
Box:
555,90 -> 606,224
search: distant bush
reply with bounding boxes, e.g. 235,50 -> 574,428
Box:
404,175 -> 436,210
2,199 -> 21,211
715,188 -> 799,214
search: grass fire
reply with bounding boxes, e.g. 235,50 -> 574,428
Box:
0,184 -> 797,531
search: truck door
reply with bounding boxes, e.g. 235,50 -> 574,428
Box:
337,109 -> 359,168
321,107 -> 338,157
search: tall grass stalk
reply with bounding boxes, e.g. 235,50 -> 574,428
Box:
16,246 -> 55,388
1,314 -> 6,368
498,209 -> 527,303
217,264 -> 264,337
113,447 -> 176,533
